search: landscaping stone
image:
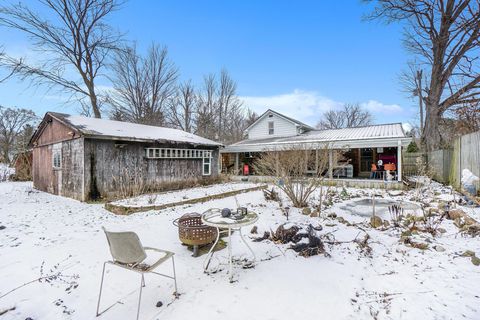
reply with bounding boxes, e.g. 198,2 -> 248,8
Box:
388,190 -> 403,197
434,245 -> 446,252
302,207 -> 312,216
448,209 -> 465,220
370,216 -> 383,228
471,256 -> 480,266
461,250 -> 476,257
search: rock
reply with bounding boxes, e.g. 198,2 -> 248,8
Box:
156,301 -> 163,307
327,212 -> 337,218
337,216 -> 347,224
401,230 -> 412,237
448,209 -> 465,220
472,256 -> 480,266
250,226 -> 258,234
434,245 -> 446,252
437,228 -> 447,234
388,190 -> 404,197
438,202 -> 448,210
0,225 -> 6,230
461,250 -> 476,257
370,216 -> 383,228
302,207 -> 312,216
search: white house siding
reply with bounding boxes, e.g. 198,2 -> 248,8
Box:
247,112 -> 298,139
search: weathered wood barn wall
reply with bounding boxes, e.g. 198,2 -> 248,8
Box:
84,139 -> 219,200
30,112 -> 221,201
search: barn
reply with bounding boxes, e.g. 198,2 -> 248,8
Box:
29,112 -> 222,201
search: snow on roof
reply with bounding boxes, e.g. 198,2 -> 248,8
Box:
49,112 -> 222,146
225,123 -> 409,151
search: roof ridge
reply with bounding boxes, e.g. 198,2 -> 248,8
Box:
310,122 -> 403,132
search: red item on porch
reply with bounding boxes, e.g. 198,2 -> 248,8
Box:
243,164 -> 249,176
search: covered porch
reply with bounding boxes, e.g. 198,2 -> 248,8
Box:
221,137 -> 411,183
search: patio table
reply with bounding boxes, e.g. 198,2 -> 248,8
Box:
201,208 -> 258,282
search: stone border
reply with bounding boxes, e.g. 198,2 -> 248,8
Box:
105,184 -> 268,215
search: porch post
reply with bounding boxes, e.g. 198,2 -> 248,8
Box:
397,141 -> 402,182
235,153 -> 239,175
328,149 -> 333,179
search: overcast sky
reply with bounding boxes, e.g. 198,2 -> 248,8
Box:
0,0 -> 418,127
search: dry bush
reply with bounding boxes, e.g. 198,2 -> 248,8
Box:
112,168 -> 147,199
254,144 -> 340,208
109,173 -> 225,201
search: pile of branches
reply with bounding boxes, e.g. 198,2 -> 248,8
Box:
254,224 -> 326,257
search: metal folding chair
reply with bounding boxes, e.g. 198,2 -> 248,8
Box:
96,227 -> 178,320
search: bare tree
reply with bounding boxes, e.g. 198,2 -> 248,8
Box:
316,103 -> 373,129
365,0 -> 480,151
216,69 -> 244,143
0,0 -> 122,118
108,44 -> 178,126
195,70 -> 245,143
244,108 -> 259,128
0,106 -> 36,163
453,102 -> 480,134
196,74 -> 218,139
168,80 -> 196,132
254,144 -> 337,209
400,62 -> 426,137
0,45 -> 18,83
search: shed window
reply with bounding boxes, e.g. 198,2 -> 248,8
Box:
203,153 -> 211,176
52,149 -> 62,169
268,121 -> 274,135
145,148 -> 213,160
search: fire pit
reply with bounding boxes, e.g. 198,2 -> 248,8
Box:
173,213 -> 218,257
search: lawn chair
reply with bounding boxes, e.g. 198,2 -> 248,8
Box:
370,164 -> 379,179
96,227 -> 178,320
384,163 -> 397,180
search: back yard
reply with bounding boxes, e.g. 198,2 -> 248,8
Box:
0,180 -> 479,320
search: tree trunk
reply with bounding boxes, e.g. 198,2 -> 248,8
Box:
422,101 -> 442,151
89,88 -> 101,119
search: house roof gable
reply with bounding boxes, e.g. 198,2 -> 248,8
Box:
245,109 -> 314,132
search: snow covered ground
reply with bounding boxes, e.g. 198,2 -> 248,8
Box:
111,182 -> 261,208
1,181 -> 479,320
0,164 -> 14,182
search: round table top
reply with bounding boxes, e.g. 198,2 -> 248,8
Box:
201,208 -> 258,229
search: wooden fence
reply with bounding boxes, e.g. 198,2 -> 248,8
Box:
404,131 -> 480,189
403,152 -> 426,176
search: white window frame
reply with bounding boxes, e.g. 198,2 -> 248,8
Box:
52,145 -> 62,169
145,148 -> 213,160
202,153 -> 211,176
268,121 -> 274,135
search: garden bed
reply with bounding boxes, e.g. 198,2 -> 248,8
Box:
105,182 -> 267,214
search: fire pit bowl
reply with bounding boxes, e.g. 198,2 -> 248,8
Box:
173,213 -> 218,256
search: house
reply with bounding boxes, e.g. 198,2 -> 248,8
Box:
30,112 -> 222,201
222,109 -> 412,184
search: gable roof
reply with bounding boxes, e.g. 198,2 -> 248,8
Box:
245,109 -> 314,132
224,122 -> 410,152
32,112 -> 222,146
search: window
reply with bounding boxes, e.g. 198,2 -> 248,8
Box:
52,148 -> 62,169
145,148 -> 213,160
203,153 -> 211,176
268,121 -> 274,135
